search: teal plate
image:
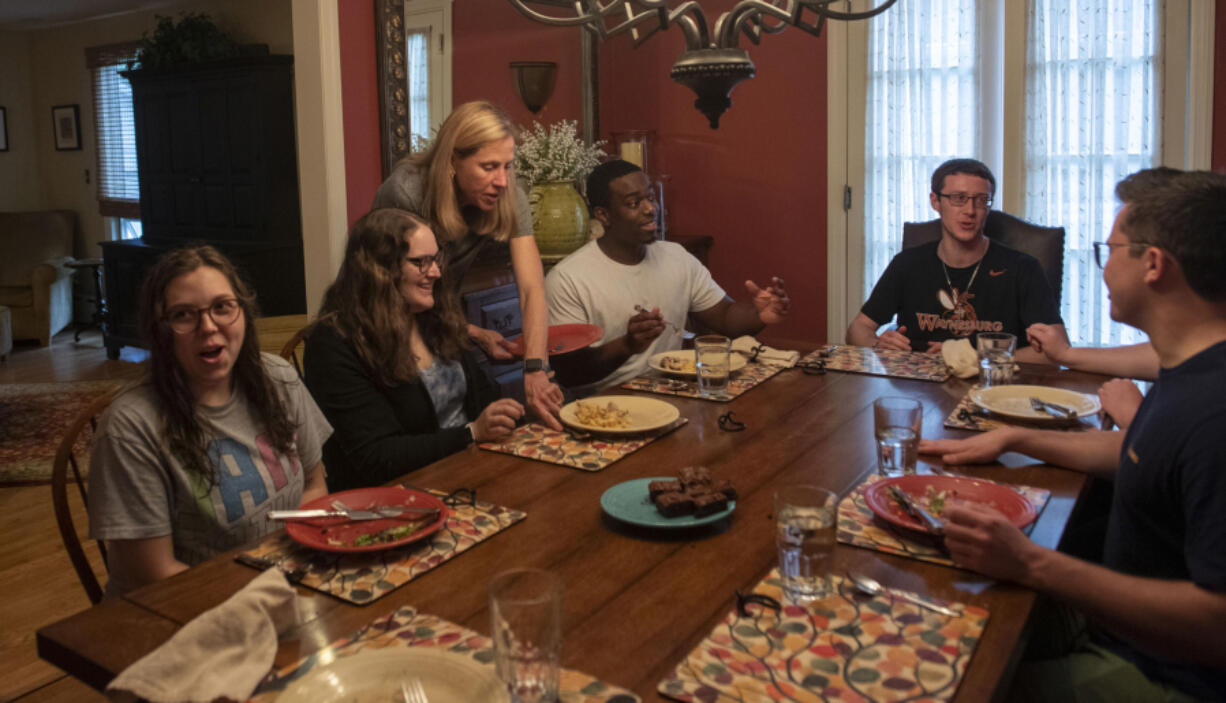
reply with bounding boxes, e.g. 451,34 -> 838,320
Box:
600,477 -> 736,528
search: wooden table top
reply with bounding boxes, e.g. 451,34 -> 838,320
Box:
38,361 -> 1108,701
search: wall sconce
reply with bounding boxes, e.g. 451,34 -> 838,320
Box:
510,61 -> 558,114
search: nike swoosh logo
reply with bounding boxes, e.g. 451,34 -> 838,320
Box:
988,269 -> 1006,276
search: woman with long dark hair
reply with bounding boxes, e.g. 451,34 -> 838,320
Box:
305,209 -> 523,491
372,100 -> 564,431
88,246 -> 331,597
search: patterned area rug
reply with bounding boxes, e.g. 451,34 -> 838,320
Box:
0,380 -> 122,486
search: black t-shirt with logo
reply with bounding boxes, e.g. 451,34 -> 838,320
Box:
1095,340 -> 1226,700
860,240 -> 1062,350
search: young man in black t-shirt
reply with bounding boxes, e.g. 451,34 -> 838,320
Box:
846,158 -> 1067,362
920,169 -> 1226,702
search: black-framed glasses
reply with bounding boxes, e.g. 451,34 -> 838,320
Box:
163,297 -> 242,335
405,253 -> 445,274
938,192 -> 993,209
1092,241 -> 1140,269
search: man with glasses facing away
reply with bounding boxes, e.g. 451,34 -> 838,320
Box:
846,158 -> 1067,361
920,168 -> 1226,702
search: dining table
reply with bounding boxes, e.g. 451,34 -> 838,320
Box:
36,354 -> 1110,702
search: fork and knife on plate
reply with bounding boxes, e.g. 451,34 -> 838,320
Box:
268,501 -> 440,523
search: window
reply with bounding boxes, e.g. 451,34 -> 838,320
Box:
404,0 -> 453,145
85,42 -> 141,222
828,0 -> 1211,347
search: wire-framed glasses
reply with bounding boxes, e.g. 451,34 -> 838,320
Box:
164,297 -> 242,334
938,192 -> 993,209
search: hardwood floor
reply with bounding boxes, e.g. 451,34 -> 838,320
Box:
0,331 -> 146,702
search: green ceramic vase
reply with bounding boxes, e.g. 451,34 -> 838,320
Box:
529,180 -> 590,262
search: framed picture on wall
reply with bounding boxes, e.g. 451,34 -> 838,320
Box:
52,104 -> 81,151
0,106 -> 8,152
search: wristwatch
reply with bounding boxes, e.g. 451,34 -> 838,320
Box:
523,358 -> 550,374
464,422 -> 476,444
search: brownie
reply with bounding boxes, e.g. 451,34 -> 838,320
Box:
649,480 -> 683,501
655,492 -> 694,517
678,466 -> 712,489
692,492 -> 728,517
712,479 -> 737,501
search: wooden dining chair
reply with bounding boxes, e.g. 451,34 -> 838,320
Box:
51,390 -> 117,605
278,323 -> 313,377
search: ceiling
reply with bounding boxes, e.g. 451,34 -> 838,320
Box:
0,0 -> 181,31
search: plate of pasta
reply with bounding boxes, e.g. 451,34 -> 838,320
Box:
648,349 -> 748,377
558,396 -> 681,435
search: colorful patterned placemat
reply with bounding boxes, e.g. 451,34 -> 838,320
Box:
801,346 -> 951,383
658,570 -> 988,702
237,489 -> 525,605
837,474 -> 1050,567
619,360 -> 787,401
479,418 -> 688,471
250,605 -> 639,702
943,387 -> 1100,432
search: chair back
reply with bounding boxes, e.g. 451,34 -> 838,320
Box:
279,324 -> 312,377
51,390 -> 116,605
901,210 -> 1065,304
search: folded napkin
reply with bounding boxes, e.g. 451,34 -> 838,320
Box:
941,338 -> 979,378
731,336 -> 800,368
107,568 -> 300,703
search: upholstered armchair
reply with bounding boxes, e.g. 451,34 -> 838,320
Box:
0,211 -> 78,345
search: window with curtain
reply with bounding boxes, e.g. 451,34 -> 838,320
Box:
407,31 -> 431,145
86,42 -> 141,222
862,0 -> 980,302
1023,0 -> 1158,347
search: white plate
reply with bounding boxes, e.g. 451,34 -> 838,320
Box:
277,648 -> 508,702
968,384 -> 1101,421
648,349 -> 748,377
559,395 -> 681,435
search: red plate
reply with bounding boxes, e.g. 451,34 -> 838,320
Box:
863,475 -> 1037,533
504,323 -> 603,357
284,487 -> 448,553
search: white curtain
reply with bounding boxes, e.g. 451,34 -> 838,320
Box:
407,31 -> 430,144
863,0 -> 980,301
1023,0 -> 1158,346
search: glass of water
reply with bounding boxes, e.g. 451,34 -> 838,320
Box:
694,334 -> 731,399
873,396 -> 922,476
774,485 -> 838,603
489,568 -> 562,703
977,332 -> 1017,387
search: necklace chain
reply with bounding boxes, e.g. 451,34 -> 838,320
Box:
941,240 -> 988,297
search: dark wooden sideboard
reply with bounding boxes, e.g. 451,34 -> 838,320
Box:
102,55 -> 305,359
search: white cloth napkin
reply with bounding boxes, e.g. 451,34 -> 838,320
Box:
731,336 -> 800,368
941,338 -> 980,379
107,568 -> 300,703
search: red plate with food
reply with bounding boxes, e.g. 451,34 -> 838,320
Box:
863,475 -> 1037,533
504,323 -> 603,357
284,487 -> 448,553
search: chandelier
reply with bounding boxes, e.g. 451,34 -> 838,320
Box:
506,0 -> 898,128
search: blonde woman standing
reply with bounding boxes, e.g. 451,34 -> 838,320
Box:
373,101 -> 563,430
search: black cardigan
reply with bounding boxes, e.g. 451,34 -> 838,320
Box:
303,322 -> 499,491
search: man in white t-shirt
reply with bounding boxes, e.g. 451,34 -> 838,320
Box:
546,160 -> 790,392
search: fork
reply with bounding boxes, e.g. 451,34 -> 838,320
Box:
1029,397 -> 1076,419
401,678 -> 428,703
633,304 -> 691,339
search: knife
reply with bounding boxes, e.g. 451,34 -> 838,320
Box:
1030,397 -> 1077,419
268,506 -> 439,521
887,485 -> 945,534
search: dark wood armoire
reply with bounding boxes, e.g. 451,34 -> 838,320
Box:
102,54 -> 305,359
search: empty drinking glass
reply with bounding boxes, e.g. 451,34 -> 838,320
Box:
694,334 -> 732,399
977,332 -> 1017,387
775,485 -> 838,603
489,568 -> 562,703
873,396 -> 922,476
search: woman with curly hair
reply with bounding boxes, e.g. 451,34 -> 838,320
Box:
304,209 -> 524,491
372,100 -> 564,431
88,246 -> 332,597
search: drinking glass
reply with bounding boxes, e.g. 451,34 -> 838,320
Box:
694,334 -> 731,399
774,485 -> 838,603
489,568 -> 562,703
977,332 -> 1017,387
873,396 -> 922,476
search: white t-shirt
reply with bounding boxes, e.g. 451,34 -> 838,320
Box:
545,240 -> 726,390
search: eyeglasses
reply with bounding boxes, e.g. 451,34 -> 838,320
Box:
1093,241 -> 1143,269
938,192 -> 993,209
163,297 -> 242,335
404,253 -> 445,274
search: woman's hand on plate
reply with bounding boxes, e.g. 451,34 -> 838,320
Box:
469,324 -> 515,360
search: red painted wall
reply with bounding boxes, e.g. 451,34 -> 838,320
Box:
1214,0 -> 1226,172
338,0 -> 380,226
599,29 -> 829,343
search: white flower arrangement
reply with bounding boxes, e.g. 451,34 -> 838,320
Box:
514,120 -> 607,189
